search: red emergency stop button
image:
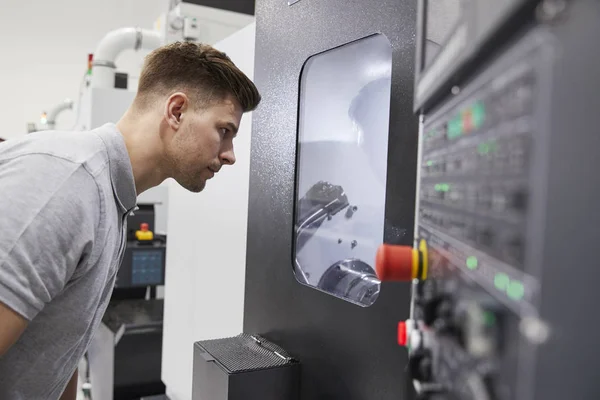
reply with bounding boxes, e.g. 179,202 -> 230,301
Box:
376,244 -> 417,281
376,241 -> 429,282
398,321 -> 408,346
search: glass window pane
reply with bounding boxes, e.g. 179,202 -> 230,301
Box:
293,34 -> 392,307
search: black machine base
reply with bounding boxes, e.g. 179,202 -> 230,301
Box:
192,333 -> 300,400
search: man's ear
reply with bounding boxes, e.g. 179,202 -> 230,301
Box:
165,92 -> 189,131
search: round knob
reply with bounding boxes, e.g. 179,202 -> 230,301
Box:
376,244 -> 416,281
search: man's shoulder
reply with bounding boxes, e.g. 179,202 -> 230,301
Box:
0,125 -> 117,176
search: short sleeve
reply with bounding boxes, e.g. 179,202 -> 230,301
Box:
0,154 -> 99,320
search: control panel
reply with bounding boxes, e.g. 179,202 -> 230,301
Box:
376,0 -> 600,399
419,34 -> 542,313
412,32 -> 547,399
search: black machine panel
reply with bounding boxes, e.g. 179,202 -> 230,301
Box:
405,0 -> 600,399
244,0 -> 419,399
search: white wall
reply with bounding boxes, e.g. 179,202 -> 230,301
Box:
0,0 -> 169,139
0,0 -> 254,140
161,22 -> 256,400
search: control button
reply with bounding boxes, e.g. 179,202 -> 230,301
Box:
477,187 -> 493,209
376,241 -> 428,281
135,223 -> 154,241
492,191 -> 507,212
511,79 -> 534,116
477,226 -> 495,248
398,321 -> 408,346
409,349 -> 433,382
504,235 -> 524,265
375,244 -> 417,281
448,116 -> 463,140
472,101 -> 486,129
509,189 -> 528,211
465,224 -> 477,243
463,109 -> 474,133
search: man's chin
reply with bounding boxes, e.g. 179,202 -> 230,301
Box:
181,179 -> 206,193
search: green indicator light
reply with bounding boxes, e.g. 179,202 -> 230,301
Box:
494,273 -> 510,291
478,140 -> 497,155
427,160 -> 434,167
507,281 -> 525,301
472,101 -> 486,128
483,311 -> 496,326
447,118 -> 462,140
478,142 -> 491,155
435,183 -> 450,192
466,256 -> 478,270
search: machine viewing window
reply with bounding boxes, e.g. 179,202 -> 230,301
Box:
293,34 -> 392,307
424,0 -> 463,69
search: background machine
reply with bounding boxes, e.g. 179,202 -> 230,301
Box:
87,202 -> 168,400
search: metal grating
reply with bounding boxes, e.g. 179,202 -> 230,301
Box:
197,333 -> 297,373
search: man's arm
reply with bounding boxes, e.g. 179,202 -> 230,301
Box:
59,369 -> 78,400
0,301 -> 27,358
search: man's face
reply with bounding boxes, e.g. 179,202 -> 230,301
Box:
166,95 -> 243,192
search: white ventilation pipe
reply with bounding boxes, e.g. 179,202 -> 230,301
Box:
91,27 -> 163,89
46,98 -> 74,129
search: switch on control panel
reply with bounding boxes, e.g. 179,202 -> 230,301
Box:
375,240 -> 429,282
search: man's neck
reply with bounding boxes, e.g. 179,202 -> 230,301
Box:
116,112 -> 168,195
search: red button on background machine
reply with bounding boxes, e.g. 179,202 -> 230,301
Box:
136,223 -> 154,241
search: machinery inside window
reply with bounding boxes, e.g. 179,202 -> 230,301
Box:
293,34 -> 392,307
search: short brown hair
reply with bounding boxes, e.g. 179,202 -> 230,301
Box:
136,42 -> 261,112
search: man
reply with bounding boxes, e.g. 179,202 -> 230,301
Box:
0,42 -> 260,399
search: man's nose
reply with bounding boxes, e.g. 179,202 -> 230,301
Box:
220,146 -> 236,166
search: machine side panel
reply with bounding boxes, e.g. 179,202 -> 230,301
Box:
244,1 -> 419,399
533,1 -> 600,398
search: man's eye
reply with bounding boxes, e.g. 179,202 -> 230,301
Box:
220,128 -> 227,136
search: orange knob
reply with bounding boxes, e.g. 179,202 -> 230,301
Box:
376,244 -> 417,281
376,240 -> 429,281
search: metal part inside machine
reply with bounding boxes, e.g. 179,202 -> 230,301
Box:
293,34 -> 392,306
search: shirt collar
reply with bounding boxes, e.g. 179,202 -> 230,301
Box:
94,123 -> 137,214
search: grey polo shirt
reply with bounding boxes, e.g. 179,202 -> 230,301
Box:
0,123 -> 137,399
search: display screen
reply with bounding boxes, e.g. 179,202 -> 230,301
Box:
424,0 -> 464,69
294,34 -> 392,307
131,249 -> 164,285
